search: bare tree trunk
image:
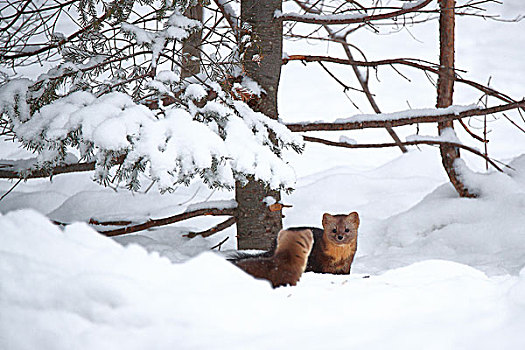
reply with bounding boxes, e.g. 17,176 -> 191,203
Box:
437,0 -> 475,198
181,4 -> 203,79
236,0 -> 283,250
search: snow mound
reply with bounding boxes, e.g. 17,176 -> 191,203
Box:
2,210 -> 525,350
0,210 -> 268,350
358,154 -> 525,276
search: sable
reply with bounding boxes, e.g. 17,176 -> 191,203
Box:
234,229 -> 313,288
233,212 -> 360,277
292,212 -> 359,275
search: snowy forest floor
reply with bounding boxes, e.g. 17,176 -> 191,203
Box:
2,146 -> 525,349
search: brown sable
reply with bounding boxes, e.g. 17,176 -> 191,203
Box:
234,229 -> 314,288
293,212 -> 360,275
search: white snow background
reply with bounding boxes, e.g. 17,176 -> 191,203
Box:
2,1 -> 525,349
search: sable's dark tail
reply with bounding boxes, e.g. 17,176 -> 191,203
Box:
275,228 -> 314,271
233,229 -> 314,288
227,250 -> 272,262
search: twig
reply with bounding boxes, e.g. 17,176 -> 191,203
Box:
212,0 -> 238,35
303,136 -> 505,172
0,178 -> 22,202
289,0 -> 409,153
458,119 -> 486,142
283,54 -> 525,114
185,216 -> 237,238
317,61 -> 363,93
210,236 -> 229,251
282,54 -> 464,74
88,218 -> 133,226
1,4 -> 116,60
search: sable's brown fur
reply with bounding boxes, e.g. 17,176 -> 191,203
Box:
292,212 -> 359,274
234,229 -> 313,288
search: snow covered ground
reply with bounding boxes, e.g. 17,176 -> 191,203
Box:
2,1 -> 525,349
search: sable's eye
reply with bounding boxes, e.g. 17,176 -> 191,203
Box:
345,228 -> 350,232
332,229 -> 337,233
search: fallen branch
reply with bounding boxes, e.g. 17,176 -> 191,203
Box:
185,216 -> 236,238
303,136 -> 504,172
98,207 -> 237,237
286,100 -> 525,132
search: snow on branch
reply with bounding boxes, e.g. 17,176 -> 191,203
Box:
74,200 -> 239,237
286,101 -> 525,132
97,205 -> 238,237
277,0 -> 432,25
0,160 -> 96,179
0,81 -> 303,191
121,11 -> 201,67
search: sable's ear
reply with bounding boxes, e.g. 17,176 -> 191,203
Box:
322,213 -> 333,225
347,212 -> 360,227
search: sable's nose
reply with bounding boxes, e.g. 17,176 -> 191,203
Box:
337,235 -> 344,241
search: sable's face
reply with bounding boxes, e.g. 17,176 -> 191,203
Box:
322,212 -> 359,245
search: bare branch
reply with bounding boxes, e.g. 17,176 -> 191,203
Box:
303,136 -> 504,172
279,0 -> 433,25
286,100 -> 525,132
210,236 -> 230,250
283,54 -> 523,111
0,178 -> 23,202
185,217 -> 237,238
282,54 -> 465,74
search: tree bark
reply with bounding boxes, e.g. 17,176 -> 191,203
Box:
236,0 -> 283,250
437,0 -> 475,198
181,4 -> 203,79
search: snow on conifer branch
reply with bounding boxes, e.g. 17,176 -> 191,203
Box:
0,0 -> 304,192
0,80 -> 303,191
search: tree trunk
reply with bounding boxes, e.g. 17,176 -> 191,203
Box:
181,4 -> 203,79
437,0 -> 475,198
236,0 -> 283,250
